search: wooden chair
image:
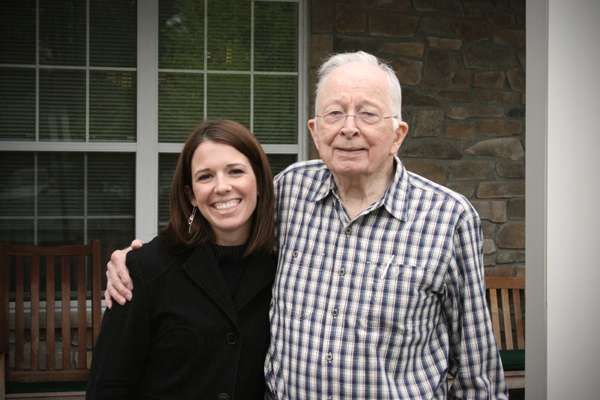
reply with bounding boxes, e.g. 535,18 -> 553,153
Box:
486,276 -> 526,390
0,241 -> 103,400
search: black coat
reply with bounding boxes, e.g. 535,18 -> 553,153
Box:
87,236 -> 276,400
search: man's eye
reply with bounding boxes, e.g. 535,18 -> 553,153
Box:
328,111 -> 344,117
360,111 -> 377,117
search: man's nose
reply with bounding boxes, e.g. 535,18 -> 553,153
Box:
341,114 -> 359,137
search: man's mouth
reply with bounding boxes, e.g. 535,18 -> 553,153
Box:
214,200 -> 241,211
337,147 -> 364,154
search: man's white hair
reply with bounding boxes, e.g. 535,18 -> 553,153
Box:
315,51 -> 403,131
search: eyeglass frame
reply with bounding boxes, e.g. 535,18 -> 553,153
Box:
315,110 -> 397,128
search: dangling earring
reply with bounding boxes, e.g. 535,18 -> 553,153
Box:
188,206 -> 197,234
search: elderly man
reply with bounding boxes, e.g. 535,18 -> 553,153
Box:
106,51 -> 508,399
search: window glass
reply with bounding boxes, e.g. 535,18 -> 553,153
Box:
39,70 -> 87,142
90,0 -> 137,68
206,74 -> 251,126
159,0 -> 205,70
88,153 -> 136,216
267,154 -> 298,177
254,75 -> 298,144
37,153 -> 84,216
207,0 -> 251,71
0,151 -> 135,245
0,1 -> 36,64
159,72 -> 204,143
39,0 -> 87,66
254,2 -> 298,72
0,153 -> 35,217
0,69 -> 36,141
90,71 -> 137,142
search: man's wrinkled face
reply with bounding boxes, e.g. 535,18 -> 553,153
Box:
308,62 -> 408,182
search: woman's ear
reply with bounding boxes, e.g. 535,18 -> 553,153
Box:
184,185 -> 196,207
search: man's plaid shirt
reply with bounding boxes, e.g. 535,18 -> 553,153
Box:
265,157 -> 508,399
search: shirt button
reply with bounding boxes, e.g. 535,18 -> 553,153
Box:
339,268 -> 345,276
292,250 -> 299,258
345,227 -> 352,236
326,352 -> 333,362
226,333 -> 237,345
218,394 -> 229,400
332,309 -> 338,317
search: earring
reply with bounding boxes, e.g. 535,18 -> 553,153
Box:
188,206 -> 197,234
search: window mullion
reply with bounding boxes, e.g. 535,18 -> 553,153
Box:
136,0 -> 159,242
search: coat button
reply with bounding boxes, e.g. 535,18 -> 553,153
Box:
218,394 -> 229,400
226,333 -> 237,345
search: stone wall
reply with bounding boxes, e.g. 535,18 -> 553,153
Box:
308,0 -> 525,277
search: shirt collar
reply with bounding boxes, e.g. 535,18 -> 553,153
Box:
308,155 -> 411,222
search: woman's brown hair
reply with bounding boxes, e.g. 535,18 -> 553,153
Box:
161,120 -> 275,256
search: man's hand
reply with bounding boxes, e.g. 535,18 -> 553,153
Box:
104,239 -> 144,308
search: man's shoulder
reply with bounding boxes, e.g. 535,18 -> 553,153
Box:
274,159 -> 329,187
405,169 -> 476,214
275,159 -> 327,177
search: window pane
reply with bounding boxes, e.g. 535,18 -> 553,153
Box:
0,219 -> 34,245
88,153 -> 135,216
90,0 -> 137,68
0,1 -> 36,64
158,153 -> 179,229
207,0 -> 251,71
255,2 -> 298,72
254,75 -> 298,144
90,71 -> 137,142
39,0 -> 86,66
159,72 -> 204,142
38,153 -> 84,216
159,0 -> 204,70
207,74 -> 250,127
39,69 -> 86,142
38,219 -> 84,246
0,152 -> 35,217
267,154 -> 297,176
89,218 -> 136,287
0,68 -> 36,140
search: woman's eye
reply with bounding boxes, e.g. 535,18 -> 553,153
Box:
230,169 -> 244,175
198,174 -> 211,181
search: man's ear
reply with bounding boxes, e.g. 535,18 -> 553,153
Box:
184,185 -> 196,207
390,120 -> 409,155
308,119 -> 319,151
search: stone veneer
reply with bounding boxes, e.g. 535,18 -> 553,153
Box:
309,0 -> 525,277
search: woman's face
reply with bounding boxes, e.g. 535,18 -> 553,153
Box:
185,141 -> 258,246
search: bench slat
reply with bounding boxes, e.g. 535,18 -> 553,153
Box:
513,289 -> 525,350
501,288 -> 513,350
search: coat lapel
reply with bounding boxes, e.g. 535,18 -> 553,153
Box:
234,253 -> 276,312
181,244 -> 238,326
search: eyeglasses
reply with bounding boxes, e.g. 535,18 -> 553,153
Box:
316,111 -> 396,128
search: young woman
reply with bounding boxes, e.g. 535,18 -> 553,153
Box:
87,120 -> 276,399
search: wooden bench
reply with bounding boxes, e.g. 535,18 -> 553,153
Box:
0,241 -> 103,400
486,276 -> 525,390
